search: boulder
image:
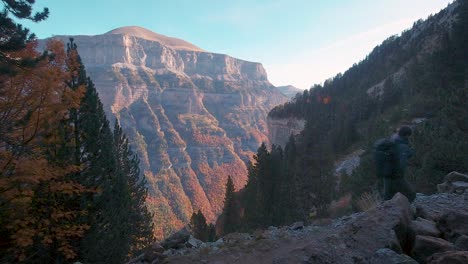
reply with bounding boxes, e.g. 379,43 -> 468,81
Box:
143,242 -> 166,263
411,235 -> 455,263
452,181 -> 468,194
339,193 -> 413,256
455,235 -> 468,251
161,228 -> 191,249
437,182 -> 450,193
410,217 -> 441,237
414,205 -> 433,221
413,193 -> 468,222
370,248 -> 418,264
427,250 -> 468,264
290,221 -> 304,230
438,211 -> 468,241
437,172 -> 468,194
445,172 -> 468,183
186,235 -> 203,248
127,243 -> 166,264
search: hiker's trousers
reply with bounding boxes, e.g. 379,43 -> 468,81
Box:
383,177 -> 416,202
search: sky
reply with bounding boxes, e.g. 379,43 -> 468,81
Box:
21,0 -> 453,89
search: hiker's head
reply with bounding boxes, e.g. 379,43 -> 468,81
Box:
398,126 -> 412,138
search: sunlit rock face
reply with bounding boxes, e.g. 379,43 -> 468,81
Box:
41,26 -> 288,238
267,117 -> 305,148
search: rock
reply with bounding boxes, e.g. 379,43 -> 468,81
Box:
413,193 -> 468,222
414,205 -> 433,221
223,232 -> 253,243
427,251 -> 468,264
290,221 -> 304,230
338,192 -> 413,257
446,172 -> 468,183
267,118 -> 305,148
437,182 -> 450,193
212,238 -> 224,247
162,228 -> 191,249
453,181 -> 468,194
370,248 -> 418,264
438,211 -> 468,241
390,193 -> 415,253
145,243 -> 165,259
438,172 -> 468,194
411,235 -> 455,263
186,235 -> 203,248
410,217 -> 441,237
455,235 -> 468,250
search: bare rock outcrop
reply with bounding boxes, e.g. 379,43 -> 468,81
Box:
266,117 -> 305,147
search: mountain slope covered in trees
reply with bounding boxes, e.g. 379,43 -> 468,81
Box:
219,0 -> 467,234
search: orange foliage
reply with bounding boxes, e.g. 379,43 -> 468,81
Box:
196,161 -> 247,214
193,131 -> 232,146
0,40 -> 88,261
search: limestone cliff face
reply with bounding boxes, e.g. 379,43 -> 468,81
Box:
267,117 -> 305,147
42,26 -> 288,238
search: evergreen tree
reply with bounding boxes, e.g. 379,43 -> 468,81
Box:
113,121 -> 154,255
0,0 -> 49,74
277,135 -> 298,224
190,210 -> 209,242
222,176 -> 238,235
65,40 -> 120,263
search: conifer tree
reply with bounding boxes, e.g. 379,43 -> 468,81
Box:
0,0 -> 49,74
113,121 -> 154,255
66,41 -> 155,262
222,176 -> 238,235
190,210 -> 209,242
67,39 -> 120,263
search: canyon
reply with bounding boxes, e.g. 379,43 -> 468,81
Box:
41,26 -> 289,238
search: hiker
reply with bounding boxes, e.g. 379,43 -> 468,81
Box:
374,126 -> 416,202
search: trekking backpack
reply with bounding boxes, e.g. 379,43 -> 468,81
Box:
373,138 -> 397,178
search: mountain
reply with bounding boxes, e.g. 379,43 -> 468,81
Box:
40,26 -> 288,239
274,85 -> 303,98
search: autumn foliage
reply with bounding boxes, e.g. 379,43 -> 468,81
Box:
0,40 -> 88,261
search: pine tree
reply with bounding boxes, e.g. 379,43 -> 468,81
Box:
0,0 -> 49,74
190,210 -> 209,242
66,40 -> 126,263
277,135 -> 298,224
66,41 -> 155,262
222,176 -> 238,235
113,121 -> 154,255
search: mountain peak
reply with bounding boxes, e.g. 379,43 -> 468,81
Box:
105,26 -> 204,52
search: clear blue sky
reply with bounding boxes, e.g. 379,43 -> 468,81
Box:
22,0 -> 453,89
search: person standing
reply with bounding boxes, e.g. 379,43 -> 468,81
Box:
385,126 -> 416,201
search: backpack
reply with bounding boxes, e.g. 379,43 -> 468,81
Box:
373,138 -> 397,178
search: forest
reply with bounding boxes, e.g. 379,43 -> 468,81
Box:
0,1 -> 153,263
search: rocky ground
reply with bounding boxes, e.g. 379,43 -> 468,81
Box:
129,172 -> 468,264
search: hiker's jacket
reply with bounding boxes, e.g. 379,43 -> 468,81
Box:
391,134 -> 414,178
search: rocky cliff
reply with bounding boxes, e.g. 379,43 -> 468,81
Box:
266,117 -> 305,147
274,85 -> 302,99
41,26 -> 288,238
